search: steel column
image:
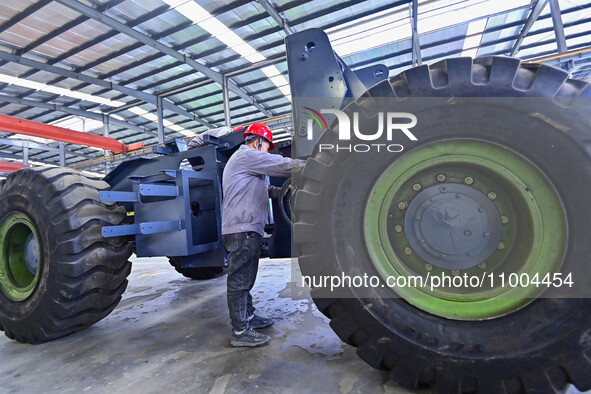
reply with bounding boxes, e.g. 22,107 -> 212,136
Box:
59,143 -> 65,167
157,96 -> 165,144
22,146 -> 29,166
103,114 -> 111,173
409,0 -> 422,66
549,0 -> 567,53
222,76 -> 231,128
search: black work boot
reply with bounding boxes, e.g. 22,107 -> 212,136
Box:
231,328 -> 271,347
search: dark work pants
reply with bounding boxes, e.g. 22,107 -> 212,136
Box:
223,231 -> 261,332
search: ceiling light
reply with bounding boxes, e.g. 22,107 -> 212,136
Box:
0,74 -> 126,107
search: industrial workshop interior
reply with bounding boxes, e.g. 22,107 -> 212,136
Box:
1,0 -> 591,393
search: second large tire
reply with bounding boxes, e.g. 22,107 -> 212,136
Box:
294,57 -> 591,392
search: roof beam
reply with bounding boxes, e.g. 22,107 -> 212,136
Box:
0,138 -> 61,153
55,0 -> 273,118
0,50 -> 213,128
409,0 -> 422,66
0,0 -> 52,33
0,94 -> 159,138
549,0 -> 567,53
510,0 -> 549,56
256,0 -> 294,34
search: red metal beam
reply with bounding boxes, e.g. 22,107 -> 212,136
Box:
0,161 -> 29,173
0,114 -> 144,154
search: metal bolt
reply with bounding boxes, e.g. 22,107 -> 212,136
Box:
452,270 -> 460,276
464,177 -> 474,185
397,201 -> 407,210
394,225 -> 403,233
464,230 -> 472,237
437,174 -> 446,182
488,192 -> 497,200
416,215 -> 421,221
478,207 -> 484,213
430,196 -> 436,202
412,183 -> 422,191
501,216 -> 509,224
478,262 -> 487,269
497,242 -> 505,250
440,186 -> 447,192
424,264 -> 433,271
483,232 -> 490,237
404,247 -> 413,255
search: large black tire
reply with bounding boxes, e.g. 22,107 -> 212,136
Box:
0,167 -> 133,344
294,57 -> 591,392
168,257 -> 227,280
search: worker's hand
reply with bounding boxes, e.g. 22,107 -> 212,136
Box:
268,185 -> 281,199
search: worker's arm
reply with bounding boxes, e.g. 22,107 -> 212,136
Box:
188,127 -> 232,149
246,149 -> 306,178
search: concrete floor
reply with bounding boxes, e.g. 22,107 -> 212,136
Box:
0,257 -> 415,394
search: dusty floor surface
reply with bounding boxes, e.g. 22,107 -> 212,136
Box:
0,257 -> 417,393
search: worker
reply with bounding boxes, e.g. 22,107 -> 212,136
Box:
222,122 -> 306,347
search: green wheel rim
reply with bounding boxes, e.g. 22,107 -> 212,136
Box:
364,140 -> 566,320
0,212 -> 43,301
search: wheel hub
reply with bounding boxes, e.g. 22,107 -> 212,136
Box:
404,183 -> 502,270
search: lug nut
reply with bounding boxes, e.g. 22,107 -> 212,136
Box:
464,177 -> 474,185
394,225 -> 403,233
437,174 -> 446,182
497,242 -> 505,250
404,247 -> 413,255
501,216 -> 509,224
488,192 -> 497,200
412,183 -> 422,191
425,264 -> 433,271
397,201 -> 407,210
452,270 -> 460,276
478,262 -> 487,269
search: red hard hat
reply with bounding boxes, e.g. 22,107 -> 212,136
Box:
243,122 -> 275,150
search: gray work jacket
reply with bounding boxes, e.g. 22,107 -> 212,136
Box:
221,145 -> 305,236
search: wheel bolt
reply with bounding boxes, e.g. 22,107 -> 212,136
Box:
464,177 -> 474,185
501,216 -> 509,224
404,247 -> 413,255
488,192 -> 497,200
394,225 -> 403,233
478,262 -> 487,269
437,174 -> 446,182
452,270 -> 460,276
497,242 -> 505,250
397,201 -> 407,210
412,183 -> 422,191
424,264 -> 433,271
